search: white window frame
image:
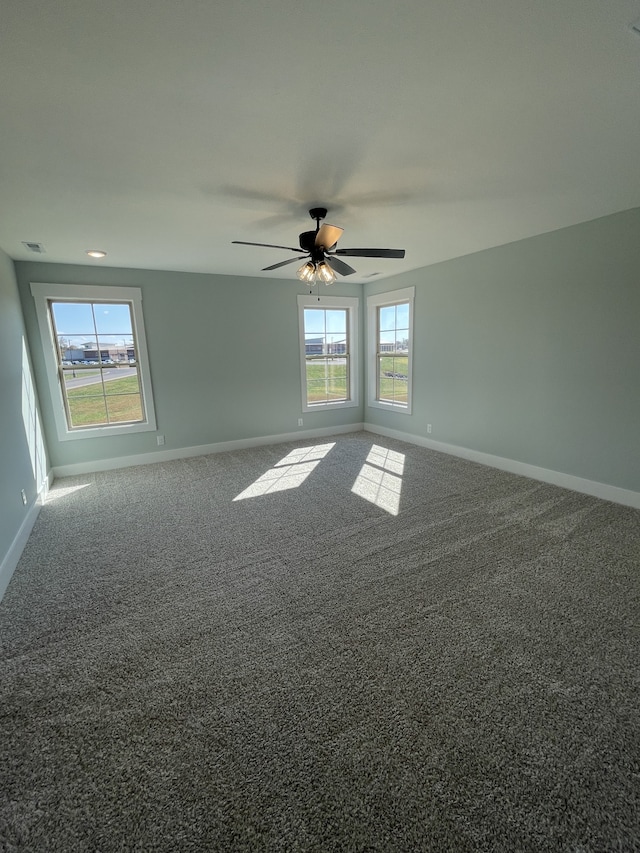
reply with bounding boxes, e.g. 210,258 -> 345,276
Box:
30,282 -> 157,441
297,294 -> 359,413
367,286 -> 415,415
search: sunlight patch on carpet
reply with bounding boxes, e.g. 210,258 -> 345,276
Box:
45,483 -> 92,502
351,444 -> 405,515
233,443 -> 335,500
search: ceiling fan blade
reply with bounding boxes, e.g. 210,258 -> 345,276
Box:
315,223 -> 344,250
325,256 -> 356,277
262,256 -> 307,271
232,240 -> 302,252
333,247 -> 405,258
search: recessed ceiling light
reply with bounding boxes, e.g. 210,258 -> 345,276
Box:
86,250 -> 107,259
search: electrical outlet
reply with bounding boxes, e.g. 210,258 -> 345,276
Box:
298,418 -> 303,427
157,435 -> 165,446
427,424 -> 432,434
21,489 -> 27,506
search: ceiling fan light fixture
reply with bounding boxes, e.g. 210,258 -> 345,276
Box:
316,261 -> 337,284
233,207 -> 405,280
296,261 -> 316,283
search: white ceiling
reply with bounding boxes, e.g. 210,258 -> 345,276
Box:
2,0 -> 640,282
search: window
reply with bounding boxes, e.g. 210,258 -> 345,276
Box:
297,295 -> 359,412
31,283 -> 156,441
367,286 -> 415,413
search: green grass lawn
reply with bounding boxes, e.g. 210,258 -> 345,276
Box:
379,356 -> 408,404
306,360 -> 348,403
66,374 -> 143,426
304,357 -> 408,405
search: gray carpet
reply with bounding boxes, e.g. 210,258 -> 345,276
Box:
1,431 -> 639,852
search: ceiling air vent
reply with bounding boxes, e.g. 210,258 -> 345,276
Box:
22,241 -> 46,254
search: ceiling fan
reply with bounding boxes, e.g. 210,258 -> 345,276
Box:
232,207 -> 405,284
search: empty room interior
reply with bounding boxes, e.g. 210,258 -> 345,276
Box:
1,1 -> 639,851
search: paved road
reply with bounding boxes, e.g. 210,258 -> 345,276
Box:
63,367 -> 138,389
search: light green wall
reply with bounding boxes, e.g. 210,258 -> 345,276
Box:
364,207 -> 640,492
15,262 -> 363,469
11,206 -> 640,494
0,248 -> 48,569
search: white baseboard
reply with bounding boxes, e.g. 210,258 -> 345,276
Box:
0,496 -> 43,603
52,423 -> 365,478
364,422 -> 640,510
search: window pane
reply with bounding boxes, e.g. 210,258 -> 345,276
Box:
305,334 -> 324,354
93,303 -> 134,335
327,376 -> 347,400
96,334 -> 130,363
379,355 -> 394,376
329,358 -> 347,400
66,394 -> 109,428
328,361 -> 347,379
328,361 -> 346,378
303,309 -> 325,334
379,305 -> 396,332
379,331 -> 395,349
396,303 -> 409,329
306,378 -> 327,403
51,302 -> 95,333
305,357 -> 349,404
306,362 -> 325,383
326,334 -> 347,354
378,356 -> 408,404
105,394 -> 143,423
103,369 -> 140,396
393,356 -> 408,378
393,377 -> 409,403
325,309 -> 346,334
63,367 -> 101,387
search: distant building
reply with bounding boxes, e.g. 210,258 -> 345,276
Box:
63,344 -> 135,362
379,340 -> 409,353
305,338 -> 347,356
305,337 -> 324,355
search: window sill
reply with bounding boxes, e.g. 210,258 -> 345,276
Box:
302,399 -> 359,414
367,399 -> 412,415
57,419 -> 157,442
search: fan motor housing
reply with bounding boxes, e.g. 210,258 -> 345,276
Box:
299,230 -> 316,252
